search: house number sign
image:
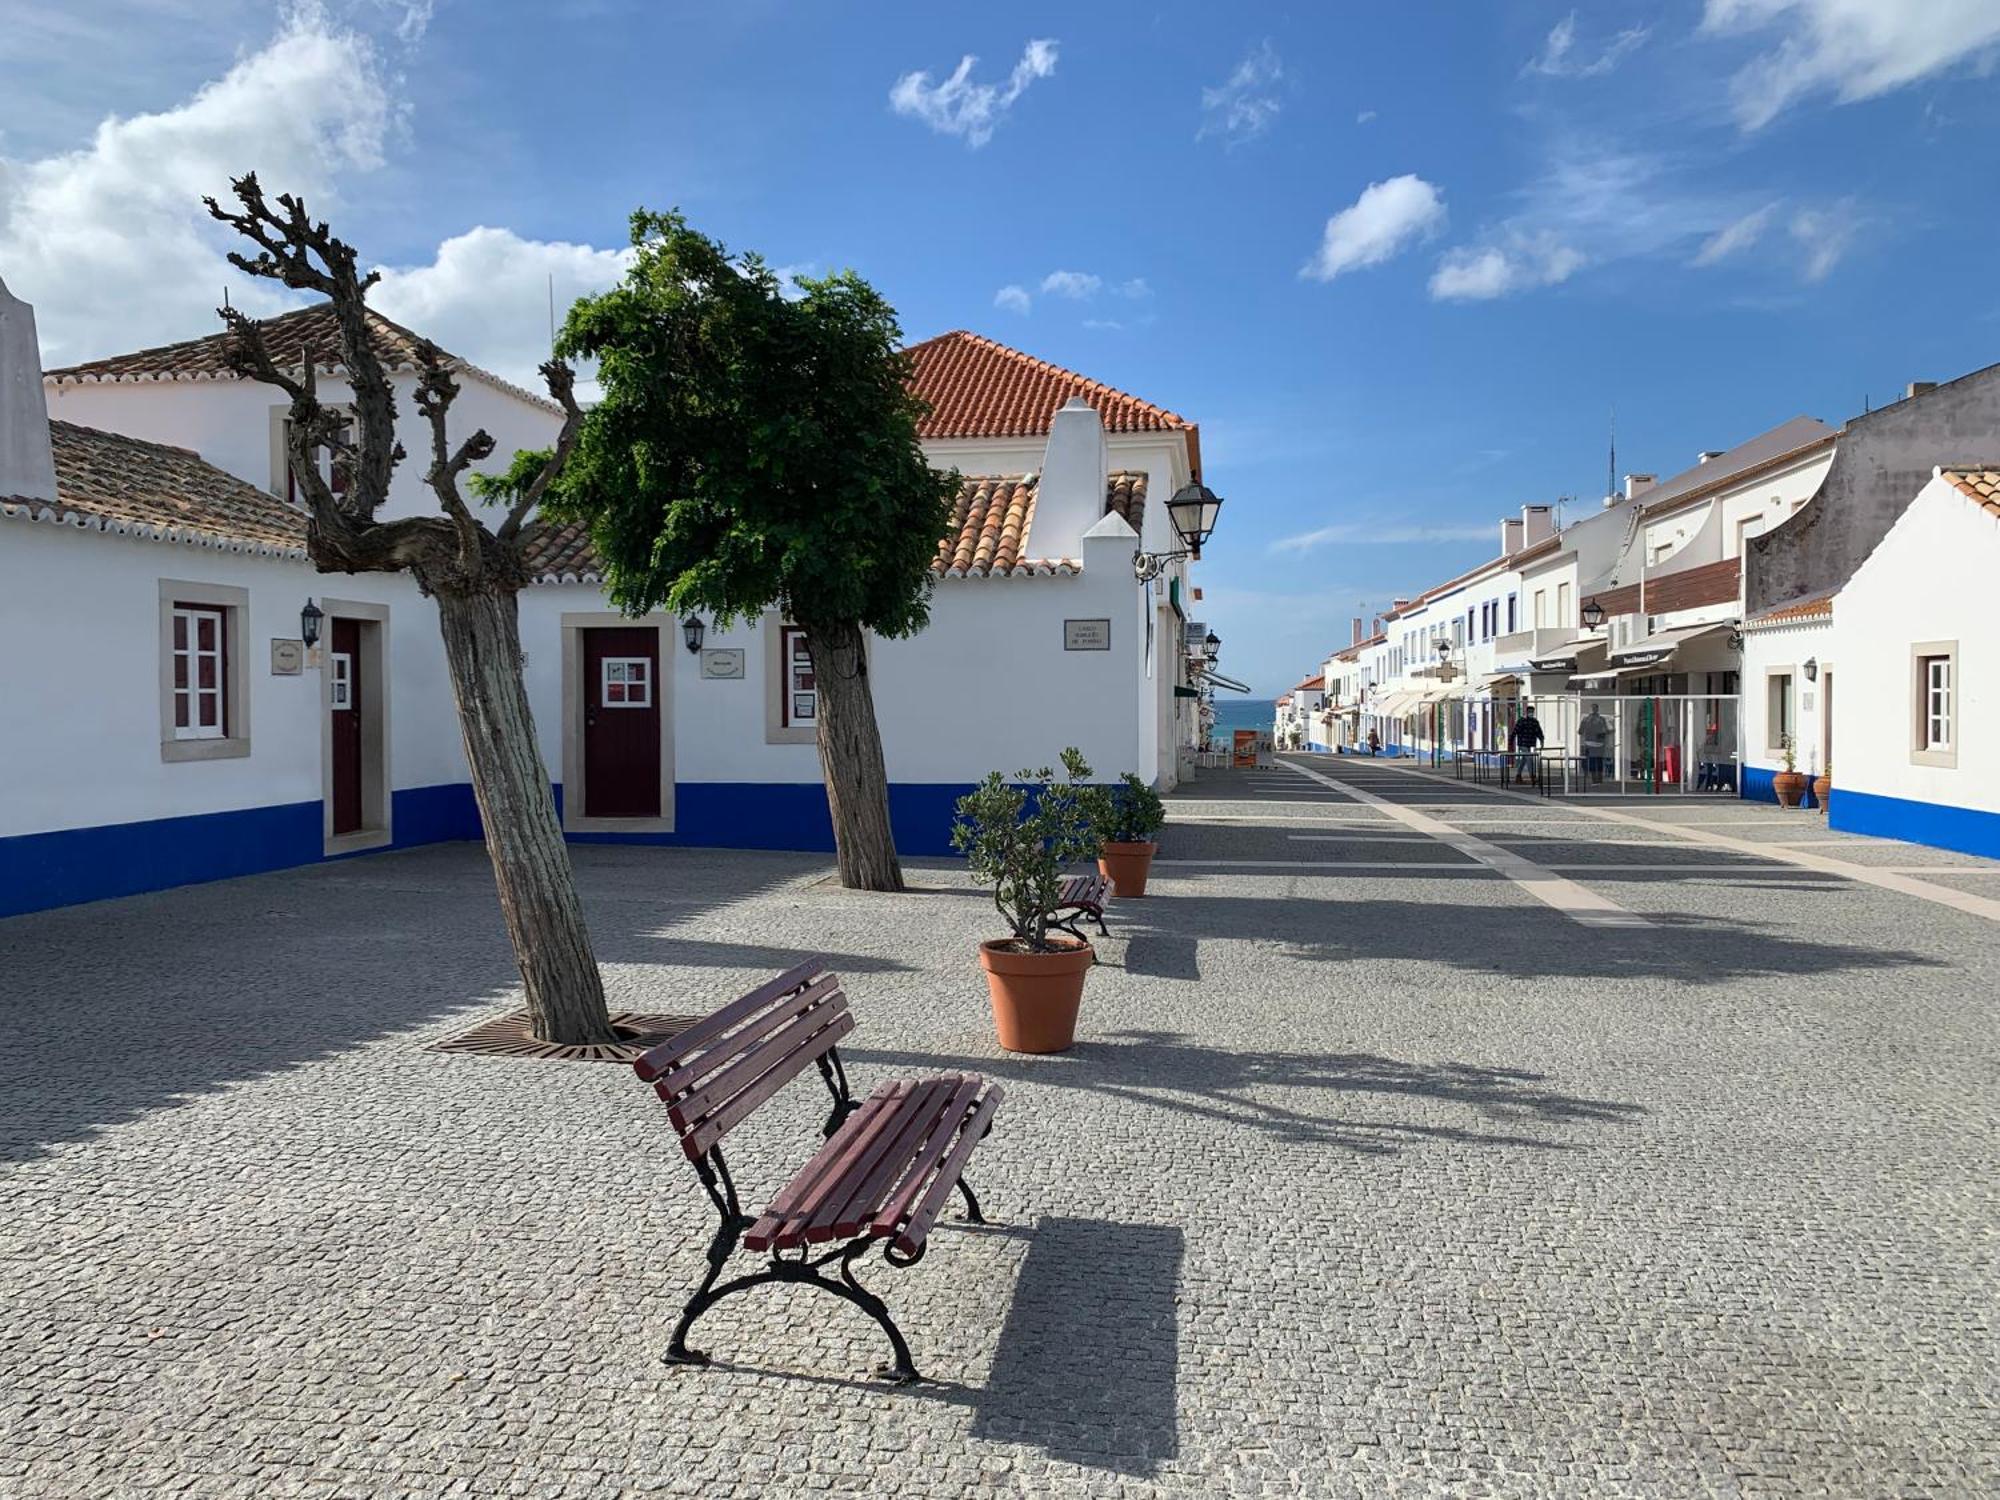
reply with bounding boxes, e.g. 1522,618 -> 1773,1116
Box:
1063,618 -> 1111,651
700,649 -> 746,680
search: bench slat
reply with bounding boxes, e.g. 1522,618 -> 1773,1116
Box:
864,1075 -> 984,1239
889,1086 -> 1004,1256
664,1002 -> 852,1135
631,956 -> 826,1083
682,1019 -> 854,1161
805,1076 -> 962,1245
649,974 -> 844,1101
742,1081 -> 909,1251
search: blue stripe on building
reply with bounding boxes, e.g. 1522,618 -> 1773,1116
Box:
1829,787 -> 2000,862
0,781 -> 977,918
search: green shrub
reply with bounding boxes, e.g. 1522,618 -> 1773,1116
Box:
1086,771 -> 1165,844
951,748 -> 1101,951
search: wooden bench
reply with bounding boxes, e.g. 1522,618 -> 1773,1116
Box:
1051,872 -> 1110,941
632,958 -> 1002,1384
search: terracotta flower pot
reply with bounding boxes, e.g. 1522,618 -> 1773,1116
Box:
1773,771 -> 1807,808
978,937 -> 1093,1054
1813,775 -> 1832,812
1097,840 -> 1158,898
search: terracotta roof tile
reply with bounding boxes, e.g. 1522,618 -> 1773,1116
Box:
2,421 -> 308,556
1749,594 -> 1834,624
518,517 -> 599,580
1943,467 -> 2000,520
1105,469 -> 1145,534
907,330 -> 1201,475
44,304 -> 560,413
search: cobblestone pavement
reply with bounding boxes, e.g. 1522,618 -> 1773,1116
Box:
4,760 -> 1997,1498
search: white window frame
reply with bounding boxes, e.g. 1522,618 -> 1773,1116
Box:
1765,670 -> 1794,755
600,656 -> 653,709
171,605 -> 228,740
270,404 -> 356,504
158,580 -> 251,762
330,652 -> 354,711
1911,641 -> 1957,768
781,626 -> 817,727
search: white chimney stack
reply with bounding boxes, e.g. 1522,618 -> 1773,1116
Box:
1500,516 -> 1525,556
0,277 -> 58,504
1697,450 -> 1725,464
1520,503 -> 1554,547
1624,473 -> 1656,501
1350,617 -> 1363,646
1033,397 -> 1108,558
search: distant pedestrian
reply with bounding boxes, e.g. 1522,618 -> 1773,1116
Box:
1509,707 -> 1545,784
1367,729 -> 1381,756
1579,704 -> 1611,784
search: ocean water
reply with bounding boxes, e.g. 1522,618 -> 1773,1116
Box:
1208,697 -> 1275,738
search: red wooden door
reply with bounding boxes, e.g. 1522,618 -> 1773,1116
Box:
583,627 -> 661,818
330,617 -> 363,835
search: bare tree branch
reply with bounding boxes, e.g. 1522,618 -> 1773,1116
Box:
411,341 -> 491,577
498,358 -> 586,540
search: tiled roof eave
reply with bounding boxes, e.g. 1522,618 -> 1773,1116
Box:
0,497 -> 311,561
934,558 -> 1082,579
47,360 -> 563,416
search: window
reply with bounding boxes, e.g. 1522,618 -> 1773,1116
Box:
277,412 -> 355,505
1533,590 -> 1547,628
1557,583 -> 1572,626
330,651 -> 354,710
1506,593 -> 1517,633
1912,643 -> 1957,767
171,605 -> 227,738
1766,672 -> 1794,753
600,656 -> 652,708
158,580 -> 250,761
781,626 -> 816,727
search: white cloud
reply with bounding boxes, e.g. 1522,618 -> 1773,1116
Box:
1356,109 -> 1378,125
1039,269 -> 1101,299
1525,11 -> 1652,78
1789,198 -> 1863,280
1081,318 -> 1124,332
1703,0 -> 2000,129
371,228 -> 634,387
1199,41 -> 1284,145
888,38 -> 1058,148
1114,277 -> 1152,299
1692,202 -> 1783,265
1429,231 -> 1585,301
1270,519 -> 1498,553
993,283 -> 1032,315
1301,175 -> 1447,282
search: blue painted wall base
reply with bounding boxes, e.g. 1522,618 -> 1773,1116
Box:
1830,787 -> 2000,861
1740,765 -> 1778,803
1,780 -> 977,918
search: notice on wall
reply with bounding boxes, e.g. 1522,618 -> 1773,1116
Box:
270,638 -> 304,675
1064,618 -> 1111,651
700,648 -> 746,680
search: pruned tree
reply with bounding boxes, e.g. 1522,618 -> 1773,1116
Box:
551,210 -> 958,892
204,173 -> 614,1046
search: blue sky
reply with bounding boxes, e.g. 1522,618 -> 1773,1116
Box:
6,2 -> 2000,694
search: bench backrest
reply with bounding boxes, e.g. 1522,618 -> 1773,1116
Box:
632,957 -> 852,1162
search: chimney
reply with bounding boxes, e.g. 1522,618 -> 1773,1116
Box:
1698,450 -> 1725,464
1624,473 -> 1656,501
1391,597 -> 1410,612
0,277 -> 58,504
1371,614 -> 1384,637
1520,503 -> 1554,547
1033,397 -> 1109,557
1907,381 -> 1937,400
1350,617 -> 1363,647
1500,516 -> 1524,556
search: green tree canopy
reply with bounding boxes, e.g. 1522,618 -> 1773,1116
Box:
549,209 -> 958,636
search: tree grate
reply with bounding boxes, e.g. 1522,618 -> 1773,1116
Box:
432,1009 -> 694,1064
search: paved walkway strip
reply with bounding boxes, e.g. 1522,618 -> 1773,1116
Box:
1276,760 -> 1651,929
1347,757 -> 2000,925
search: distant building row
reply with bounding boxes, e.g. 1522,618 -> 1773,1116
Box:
1274,363 -> 2000,860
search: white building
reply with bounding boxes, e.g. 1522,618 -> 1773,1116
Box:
0,286 -> 1213,916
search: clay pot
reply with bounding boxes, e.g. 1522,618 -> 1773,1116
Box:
1097,840 -> 1158,898
979,937 -> 1093,1054
1812,775 -> 1832,812
1773,770 -> 1807,808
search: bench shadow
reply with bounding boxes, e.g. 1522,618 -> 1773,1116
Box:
705,1216 -> 1183,1478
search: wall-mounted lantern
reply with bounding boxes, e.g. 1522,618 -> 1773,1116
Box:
1135,481 -> 1226,582
1804,656 -> 1818,682
1580,599 -> 1606,630
300,598 -> 324,648
681,616 -> 706,654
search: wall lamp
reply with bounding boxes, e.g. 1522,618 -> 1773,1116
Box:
1134,481 -> 1224,582
300,598 -> 323,648
681,616 -> 706,654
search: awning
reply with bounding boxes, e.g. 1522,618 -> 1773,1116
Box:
1375,691 -> 1416,716
1173,685 -> 1201,699
1200,668 -> 1253,694
1532,637 -> 1608,671
1568,663 -> 1666,686
1608,621 -> 1732,661
1480,672 -> 1522,689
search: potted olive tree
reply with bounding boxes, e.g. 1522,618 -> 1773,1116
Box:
1773,734 -> 1807,808
952,748 -> 1102,1054
1089,772 -> 1166,897
1813,759 -> 1833,814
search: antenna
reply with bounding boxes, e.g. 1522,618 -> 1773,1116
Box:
1606,407 -> 1617,504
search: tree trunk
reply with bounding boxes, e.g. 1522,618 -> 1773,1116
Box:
803,618 -> 905,892
435,586 -> 615,1044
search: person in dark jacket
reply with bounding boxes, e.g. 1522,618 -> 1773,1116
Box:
1508,707 -> 1546,784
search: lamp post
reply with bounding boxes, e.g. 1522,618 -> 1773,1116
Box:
1134,480 -> 1224,582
